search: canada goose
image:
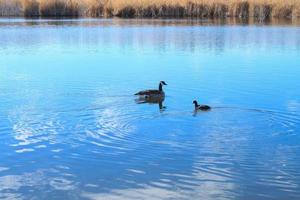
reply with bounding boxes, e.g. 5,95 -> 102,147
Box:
193,100 -> 211,111
135,81 -> 167,98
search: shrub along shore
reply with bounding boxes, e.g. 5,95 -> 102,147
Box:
0,0 -> 299,20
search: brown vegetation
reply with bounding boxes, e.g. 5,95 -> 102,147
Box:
0,0 -> 299,20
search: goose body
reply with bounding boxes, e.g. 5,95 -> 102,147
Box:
135,90 -> 164,96
193,100 -> 211,111
135,81 -> 167,98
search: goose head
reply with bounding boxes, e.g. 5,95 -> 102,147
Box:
160,81 -> 167,86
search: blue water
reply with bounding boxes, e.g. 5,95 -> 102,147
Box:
0,18 -> 300,200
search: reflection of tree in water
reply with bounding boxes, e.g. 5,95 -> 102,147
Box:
1,19 -> 300,53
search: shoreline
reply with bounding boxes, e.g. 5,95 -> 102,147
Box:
1,17 -> 300,28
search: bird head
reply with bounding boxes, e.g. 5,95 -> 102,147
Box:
160,81 -> 167,85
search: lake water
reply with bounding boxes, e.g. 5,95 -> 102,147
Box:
0,18 -> 300,200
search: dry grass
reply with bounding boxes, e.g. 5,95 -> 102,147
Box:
105,0 -> 300,19
0,0 -> 299,19
0,0 -> 23,16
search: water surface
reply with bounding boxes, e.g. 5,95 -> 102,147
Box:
0,18 -> 300,200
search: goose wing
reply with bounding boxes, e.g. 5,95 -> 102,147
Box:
135,90 -> 161,95
199,105 -> 211,110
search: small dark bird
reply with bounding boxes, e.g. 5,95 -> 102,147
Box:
135,81 -> 167,98
193,100 -> 211,111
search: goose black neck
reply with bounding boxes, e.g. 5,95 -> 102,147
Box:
194,102 -> 199,108
159,83 -> 163,91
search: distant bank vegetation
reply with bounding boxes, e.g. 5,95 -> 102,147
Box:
0,0 -> 299,20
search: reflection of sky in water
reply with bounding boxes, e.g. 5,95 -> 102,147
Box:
0,19 -> 300,199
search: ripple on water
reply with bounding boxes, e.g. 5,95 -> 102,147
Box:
8,112 -> 62,153
68,96 -> 159,153
76,105 -> 300,199
1,93 -> 300,199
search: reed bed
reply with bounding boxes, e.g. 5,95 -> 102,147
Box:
0,0 -> 299,20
